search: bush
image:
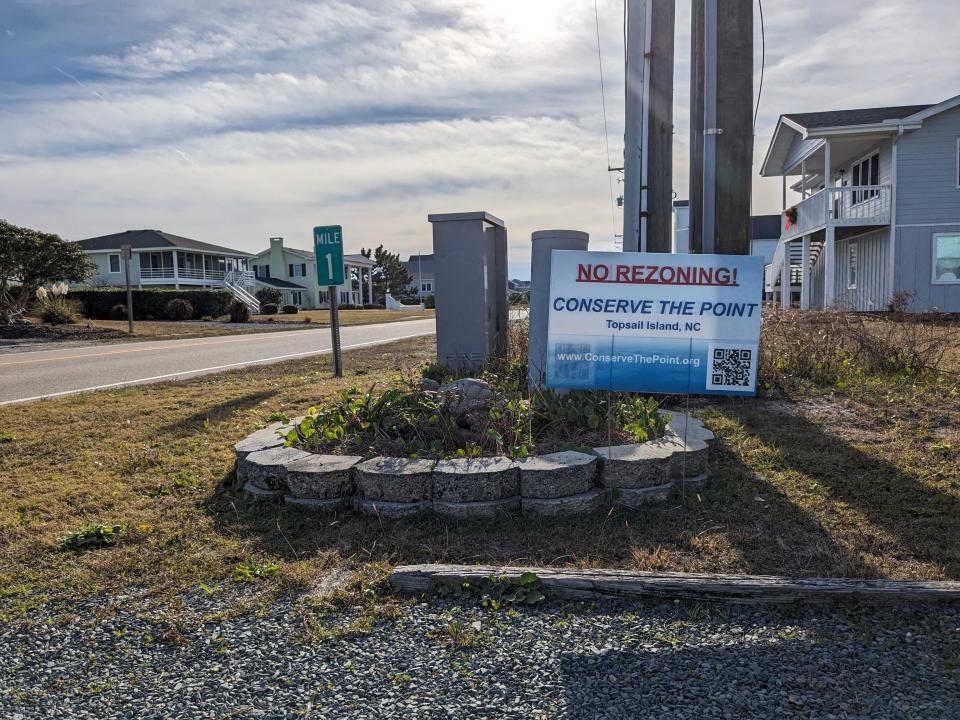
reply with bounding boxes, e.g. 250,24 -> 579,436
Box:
281,304 -> 299,314
339,303 -> 358,310
260,303 -> 278,315
164,298 -> 193,321
69,289 -> 232,320
423,294 -> 435,309
109,303 -> 128,320
38,296 -> 79,324
362,303 -> 385,310
229,300 -> 251,323
759,308 -> 953,389
256,287 -> 282,306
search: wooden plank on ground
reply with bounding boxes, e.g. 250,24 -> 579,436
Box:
389,564 -> 960,605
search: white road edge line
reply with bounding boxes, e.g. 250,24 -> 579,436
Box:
0,331 -> 436,407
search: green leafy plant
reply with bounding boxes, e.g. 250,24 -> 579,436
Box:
64,523 -> 123,550
232,560 -> 281,583
269,411 -> 290,423
260,303 -> 278,315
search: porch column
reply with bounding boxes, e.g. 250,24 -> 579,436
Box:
367,268 -> 373,305
172,250 -> 180,290
800,234 -> 811,310
823,140 -> 832,223
780,240 -> 791,310
823,226 -> 836,308
801,159 -> 807,199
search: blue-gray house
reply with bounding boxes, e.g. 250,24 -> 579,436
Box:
761,94 -> 960,312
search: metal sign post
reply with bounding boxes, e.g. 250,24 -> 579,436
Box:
314,225 -> 346,377
120,244 -> 134,334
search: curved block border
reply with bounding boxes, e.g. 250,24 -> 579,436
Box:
233,409 -> 714,518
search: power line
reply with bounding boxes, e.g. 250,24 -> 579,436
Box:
754,0 -> 765,130
594,0 -> 619,243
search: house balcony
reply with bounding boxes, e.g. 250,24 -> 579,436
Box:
781,184 -> 891,241
139,267 -> 227,285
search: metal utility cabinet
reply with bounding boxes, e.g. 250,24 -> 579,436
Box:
428,212 -> 508,370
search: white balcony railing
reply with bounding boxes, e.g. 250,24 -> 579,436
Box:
139,267 -> 175,280
139,267 -> 228,283
782,184 -> 891,240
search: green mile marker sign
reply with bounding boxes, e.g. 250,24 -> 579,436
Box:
314,225 -> 345,286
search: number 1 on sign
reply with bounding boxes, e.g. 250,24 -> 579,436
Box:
326,254 -> 334,282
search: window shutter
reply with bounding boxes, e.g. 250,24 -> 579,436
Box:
870,155 -> 879,186
301,263 -> 306,277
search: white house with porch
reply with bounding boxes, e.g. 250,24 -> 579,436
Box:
760,94 -> 960,312
73,229 -> 259,311
250,237 -> 375,309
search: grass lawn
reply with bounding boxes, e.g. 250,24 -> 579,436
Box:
250,308 -> 435,326
87,319 -> 305,340
0,329 -> 958,621
7,309 -> 436,346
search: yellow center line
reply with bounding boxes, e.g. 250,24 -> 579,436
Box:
0,328 -> 333,367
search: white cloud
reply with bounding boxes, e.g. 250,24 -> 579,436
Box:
1,0 -> 958,277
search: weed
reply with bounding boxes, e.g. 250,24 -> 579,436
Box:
63,524 -> 123,550
389,673 -> 413,684
232,560 -> 281,583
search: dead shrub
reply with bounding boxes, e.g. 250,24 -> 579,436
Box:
760,308 -> 955,388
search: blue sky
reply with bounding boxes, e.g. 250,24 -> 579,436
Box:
1,0 -> 957,279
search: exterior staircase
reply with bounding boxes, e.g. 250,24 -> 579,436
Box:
224,271 -> 260,314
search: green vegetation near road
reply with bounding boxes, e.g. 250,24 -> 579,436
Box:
0,313 -> 958,623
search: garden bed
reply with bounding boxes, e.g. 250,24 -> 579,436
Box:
235,406 -> 714,518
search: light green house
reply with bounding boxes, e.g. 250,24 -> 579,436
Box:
250,237 -> 375,309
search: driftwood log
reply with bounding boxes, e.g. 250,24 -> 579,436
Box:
389,564 -> 960,605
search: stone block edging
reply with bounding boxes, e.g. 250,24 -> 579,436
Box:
234,409 -> 713,518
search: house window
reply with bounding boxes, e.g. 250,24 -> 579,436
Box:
933,234 -> 960,284
852,152 -> 880,204
254,264 -> 270,279
420,282 -> 433,293
108,254 -> 121,273
288,263 -> 307,277
847,243 -> 858,290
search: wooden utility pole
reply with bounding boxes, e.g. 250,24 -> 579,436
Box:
622,0 -> 675,253
689,0 -> 753,255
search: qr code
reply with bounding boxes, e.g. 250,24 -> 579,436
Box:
706,345 -> 756,391
552,342 -> 593,383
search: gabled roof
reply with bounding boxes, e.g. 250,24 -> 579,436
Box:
783,105 -> 932,131
762,94 -> 960,177
75,230 -> 251,257
255,277 -> 307,290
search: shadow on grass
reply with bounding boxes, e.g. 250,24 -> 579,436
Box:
158,390 -> 276,435
714,399 -> 960,579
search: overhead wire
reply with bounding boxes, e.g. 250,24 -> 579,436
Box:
594,0 -> 620,244
754,0 -> 766,130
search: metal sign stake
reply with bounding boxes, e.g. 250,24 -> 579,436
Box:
314,225 -> 346,378
329,286 -> 342,377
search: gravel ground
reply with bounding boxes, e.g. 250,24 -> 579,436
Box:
1,592 -> 958,719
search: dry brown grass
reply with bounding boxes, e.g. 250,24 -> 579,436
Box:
0,322 -> 958,620
251,309 -> 435,326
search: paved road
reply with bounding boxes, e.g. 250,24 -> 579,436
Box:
0,319 -> 435,406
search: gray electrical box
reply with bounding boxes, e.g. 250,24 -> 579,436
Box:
428,211 -> 508,371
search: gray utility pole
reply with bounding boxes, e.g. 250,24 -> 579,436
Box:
622,0 -> 675,253
689,0 -> 753,255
